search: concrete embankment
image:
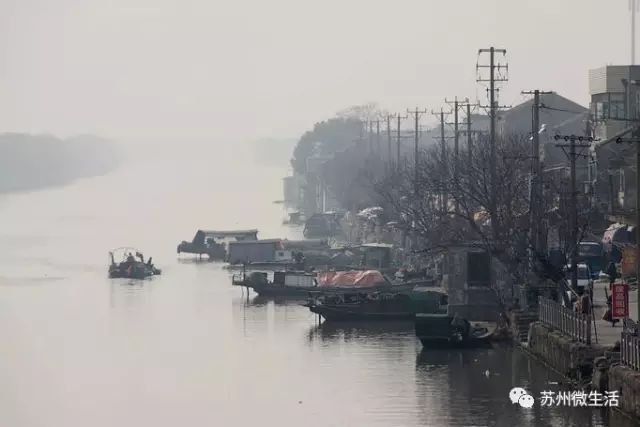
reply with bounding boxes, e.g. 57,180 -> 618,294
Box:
526,322 -> 608,381
527,321 -> 640,421
609,364 -> 640,419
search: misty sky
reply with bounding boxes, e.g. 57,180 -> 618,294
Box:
0,1 -> 634,144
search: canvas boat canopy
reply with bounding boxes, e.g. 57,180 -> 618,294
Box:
317,270 -> 388,288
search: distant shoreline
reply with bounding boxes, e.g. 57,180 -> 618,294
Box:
0,133 -> 122,195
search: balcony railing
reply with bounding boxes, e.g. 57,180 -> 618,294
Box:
538,296 -> 591,345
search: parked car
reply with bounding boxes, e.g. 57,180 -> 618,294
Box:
577,241 -> 604,279
562,263 -> 593,307
565,263 -> 593,288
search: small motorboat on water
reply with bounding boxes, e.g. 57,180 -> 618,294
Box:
413,287 -> 495,348
108,247 -> 161,279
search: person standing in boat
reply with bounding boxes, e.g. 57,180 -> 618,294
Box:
450,312 -> 470,339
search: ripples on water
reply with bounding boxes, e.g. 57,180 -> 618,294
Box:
0,147 -> 637,426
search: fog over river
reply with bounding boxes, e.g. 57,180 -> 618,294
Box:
0,142 -> 634,427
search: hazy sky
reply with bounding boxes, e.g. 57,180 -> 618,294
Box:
0,0 -> 634,144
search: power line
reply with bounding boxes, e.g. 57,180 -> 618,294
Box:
539,104 -> 586,115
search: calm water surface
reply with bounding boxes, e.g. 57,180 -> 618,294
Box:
0,143 -> 635,427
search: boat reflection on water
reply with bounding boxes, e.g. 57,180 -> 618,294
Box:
247,295 -> 309,307
307,320 -> 416,343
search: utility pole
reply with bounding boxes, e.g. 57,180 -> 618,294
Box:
441,109 -> 448,211
407,107 -> 428,194
446,97 -> 469,213
396,114 -> 408,172
432,107 -> 450,212
554,134 -> 593,291
478,47 -> 509,237
522,90 -> 552,257
367,121 -> 373,156
459,102 -> 479,166
375,120 -> 381,155
632,0 -> 638,65
385,114 -> 395,172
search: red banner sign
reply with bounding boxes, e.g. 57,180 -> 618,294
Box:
612,283 -> 629,318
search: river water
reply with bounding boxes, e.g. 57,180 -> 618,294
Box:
0,142 -> 636,427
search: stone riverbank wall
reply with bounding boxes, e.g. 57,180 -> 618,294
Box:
527,322 -> 640,420
527,322 -> 608,381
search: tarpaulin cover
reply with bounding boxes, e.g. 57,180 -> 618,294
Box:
317,270 -> 387,288
602,223 -> 635,251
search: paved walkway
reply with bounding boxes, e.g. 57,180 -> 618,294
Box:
589,279 -> 638,346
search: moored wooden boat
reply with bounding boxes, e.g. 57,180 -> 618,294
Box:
232,270 -> 417,297
412,287 -> 495,348
305,292 -> 416,321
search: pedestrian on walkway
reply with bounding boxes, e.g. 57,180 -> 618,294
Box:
602,288 -> 620,327
606,261 -> 619,291
579,290 -> 591,316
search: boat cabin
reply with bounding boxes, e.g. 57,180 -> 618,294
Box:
273,271 -> 317,288
358,243 -> 393,269
196,229 -> 258,245
178,229 -> 258,258
227,239 -> 283,264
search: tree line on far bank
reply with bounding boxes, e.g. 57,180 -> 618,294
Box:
0,133 -> 121,194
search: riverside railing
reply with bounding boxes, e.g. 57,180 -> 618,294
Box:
538,296 -> 591,345
621,319 -> 640,371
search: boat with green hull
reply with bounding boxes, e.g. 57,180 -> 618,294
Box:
412,288 -> 494,348
305,286 -> 442,321
233,270 -> 418,297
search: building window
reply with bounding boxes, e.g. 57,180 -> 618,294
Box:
610,101 -> 626,119
593,102 -> 608,120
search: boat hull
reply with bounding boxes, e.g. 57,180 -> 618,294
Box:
108,269 -> 153,280
248,282 -> 417,298
414,314 -> 493,349
108,264 -> 160,280
308,304 -> 415,321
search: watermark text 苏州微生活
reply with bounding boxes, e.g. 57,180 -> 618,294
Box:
538,390 -> 619,407
509,387 -> 619,408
